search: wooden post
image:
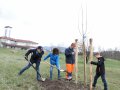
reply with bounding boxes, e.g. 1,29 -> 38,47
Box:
75,39 -> 78,84
89,38 -> 93,90
83,40 -> 87,88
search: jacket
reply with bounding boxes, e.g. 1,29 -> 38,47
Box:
44,53 -> 60,67
25,49 -> 44,62
91,57 -> 105,74
65,47 -> 75,64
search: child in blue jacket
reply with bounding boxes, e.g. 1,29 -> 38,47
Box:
44,48 -> 60,80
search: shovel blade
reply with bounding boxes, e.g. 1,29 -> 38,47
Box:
60,69 -> 65,72
41,78 -> 46,82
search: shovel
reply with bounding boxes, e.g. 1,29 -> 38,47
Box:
43,61 -> 66,72
25,58 -> 46,81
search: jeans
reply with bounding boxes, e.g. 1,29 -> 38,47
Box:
50,65 -> 60,80
18,60 -> 40,80
93,73 -> 108,90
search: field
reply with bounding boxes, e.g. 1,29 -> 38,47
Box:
0,48 -> 120,90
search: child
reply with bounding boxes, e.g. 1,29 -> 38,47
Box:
65,43 -> 76,80
44,48 -> 60,80
18,46 -> 44,81
91,52 -> 108,90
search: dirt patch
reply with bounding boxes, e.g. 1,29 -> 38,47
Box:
38,78 -> 90,90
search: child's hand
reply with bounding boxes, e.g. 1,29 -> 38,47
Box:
88,61 -> 93,64
72,52 -> 75,55
24,56 -> 28,60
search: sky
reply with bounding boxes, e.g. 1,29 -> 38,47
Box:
0,0 -> 120,51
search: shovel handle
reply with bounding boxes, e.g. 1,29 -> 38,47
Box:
43,61 -> 66,72
25,58 -> 41,77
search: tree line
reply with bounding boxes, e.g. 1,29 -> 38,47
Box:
100,50 -> 120,60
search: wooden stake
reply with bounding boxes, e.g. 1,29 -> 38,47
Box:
89,38 -> 93,90
75,39 -> 78,84
83,40 -> 87,88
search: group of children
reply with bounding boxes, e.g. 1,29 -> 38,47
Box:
18,43 -> 76,81
18,43 -> 108,90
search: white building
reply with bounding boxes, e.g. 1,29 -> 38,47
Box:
0,36 -> 38,49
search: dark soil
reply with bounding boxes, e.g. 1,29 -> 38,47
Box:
38,78 -> 93,90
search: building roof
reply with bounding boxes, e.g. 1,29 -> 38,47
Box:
4,26 -> 12,28
0,36 -> 38,44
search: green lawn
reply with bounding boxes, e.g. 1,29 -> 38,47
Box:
0,48 -> 120,90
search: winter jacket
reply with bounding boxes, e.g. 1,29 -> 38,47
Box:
65,47 -> 75,64
25,49 -> 44,62
91,57 -> 105,74
44,53 -> 60,68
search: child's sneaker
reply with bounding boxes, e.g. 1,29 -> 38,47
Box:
66,76 -> 72,81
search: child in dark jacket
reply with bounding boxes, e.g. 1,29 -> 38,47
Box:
18,46 -> 44,81
44,48 -> 60,80
91,52 -> 108,90
65,43 -> 76,80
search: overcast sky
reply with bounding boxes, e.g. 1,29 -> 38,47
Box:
0,0 -> 120,51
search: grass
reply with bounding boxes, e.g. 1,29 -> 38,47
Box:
0,48 -> 120,90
